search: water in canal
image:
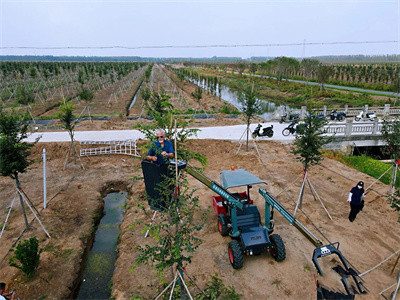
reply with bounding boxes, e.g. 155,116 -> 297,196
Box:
128,82 -> 143,111
188,77 -> 297,121
76,191 -> 128,299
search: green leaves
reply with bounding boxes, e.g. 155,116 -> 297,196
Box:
57,99 -> 77,133
134,173 -> 207,274
78,87 -> 94,103
9,237 -> 42,279
382,118 -> 400,162
0,109 -> 33,178
292,113 -> 331,171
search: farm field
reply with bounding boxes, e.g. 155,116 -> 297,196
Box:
178,65 -> 395,108
0,140 -> 399,299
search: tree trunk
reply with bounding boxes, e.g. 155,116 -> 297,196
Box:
69,131 -> 77,164
246,120 -> 250,152
15,173 -> 29,229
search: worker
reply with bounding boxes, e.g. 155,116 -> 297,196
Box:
0,282 -> 16,300
347,181 -> 365,222
146,129 -> 174,165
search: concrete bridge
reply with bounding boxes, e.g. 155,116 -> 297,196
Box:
323,120 -> 385,154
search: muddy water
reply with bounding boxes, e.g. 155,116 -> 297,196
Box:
76,191 -> 128,299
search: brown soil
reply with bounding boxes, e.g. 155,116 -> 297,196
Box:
111,140 -> 400,299
1,139 -> 398,299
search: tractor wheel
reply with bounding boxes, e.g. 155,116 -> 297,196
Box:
338,115 -> 344,121
282,128 -> 290,136
355,117 -> 361,121
217,214 -> 229,236
270,234 -> 286,262
228,241 -> 243,269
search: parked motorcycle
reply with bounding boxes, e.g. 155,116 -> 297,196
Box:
282,121 -> 306,136
329,109 -> 346,121
280,111 -> 300,123
252,124 -> 274,138
355,110 -> 376,121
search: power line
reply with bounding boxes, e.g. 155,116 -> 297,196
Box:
0,40 -> 398,50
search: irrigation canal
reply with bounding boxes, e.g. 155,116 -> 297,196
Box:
187,77 -> 294,121
128,81 -> 144,111
75,191 -> 128,299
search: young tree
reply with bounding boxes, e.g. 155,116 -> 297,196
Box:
292,113 -> 331,210
301,59 -> 320,84
317,64 -> 334,91
78,87 -> 94,121
238,85 -> 263,151
0,109 -> 35,228
191,86 -> 203,110
382,118 -> 400,196
236,61 -> 246,77
249,63 -> 258,75
57,99 -> 80,168
292,114 -> 330,172
9,237 -> 42,279
392,77 -> 400,106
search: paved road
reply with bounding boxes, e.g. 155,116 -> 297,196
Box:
25,122 -> 299,143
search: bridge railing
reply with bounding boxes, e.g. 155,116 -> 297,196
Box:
311,104 -> 400,118
324,120 -> 382,137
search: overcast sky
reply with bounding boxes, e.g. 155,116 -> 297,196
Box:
0,0 -> 399,58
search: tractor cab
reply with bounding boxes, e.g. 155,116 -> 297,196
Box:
213,168 -> 286,269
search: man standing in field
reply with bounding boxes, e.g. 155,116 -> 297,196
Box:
146,129 -> 174,165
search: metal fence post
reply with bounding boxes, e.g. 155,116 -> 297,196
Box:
344,104 -> 348,114
365,104 -> 369,114
323,105 -> 327,116
42,148 -> 47,209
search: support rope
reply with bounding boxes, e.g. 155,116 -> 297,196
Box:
359,247 -> 400,277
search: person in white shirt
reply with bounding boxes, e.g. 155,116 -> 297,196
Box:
0,283 -> 15,300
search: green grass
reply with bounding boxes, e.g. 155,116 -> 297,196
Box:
328,153 -> 400,187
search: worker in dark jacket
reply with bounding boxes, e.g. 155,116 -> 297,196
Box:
347,181 -> 365,222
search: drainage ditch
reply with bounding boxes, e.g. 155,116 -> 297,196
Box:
74,190 -> 128,299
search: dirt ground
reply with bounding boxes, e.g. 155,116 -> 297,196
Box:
0,141 -> 399,299
111,140 -> 400,299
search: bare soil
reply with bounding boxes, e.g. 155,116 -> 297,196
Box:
0,139 -> 398,299
112,140 -> 400,299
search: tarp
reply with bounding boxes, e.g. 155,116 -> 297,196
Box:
220,169 -> 265,189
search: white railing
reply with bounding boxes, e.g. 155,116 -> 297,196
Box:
324,121 -> 382,137
312,104 -> 400,117
79,139 -> 134,145
80,140 -> 140,157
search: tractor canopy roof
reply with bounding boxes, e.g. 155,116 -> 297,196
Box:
220,169 -> 266,189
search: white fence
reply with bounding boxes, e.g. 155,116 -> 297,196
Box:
79,140 -> 140,157
324,121 -> 382,137
313,104 -> 400,118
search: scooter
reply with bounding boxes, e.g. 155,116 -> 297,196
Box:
252,124 -> 274,138
280,111 -> 300,123
329,109 -> 346,121
355,110 -> 376,121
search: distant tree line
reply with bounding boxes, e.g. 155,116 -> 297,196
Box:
1,54 -> 399,63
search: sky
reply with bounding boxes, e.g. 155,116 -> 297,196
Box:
0,0 -> 399,58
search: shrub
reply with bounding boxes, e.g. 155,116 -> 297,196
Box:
9,237 -> 42,278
